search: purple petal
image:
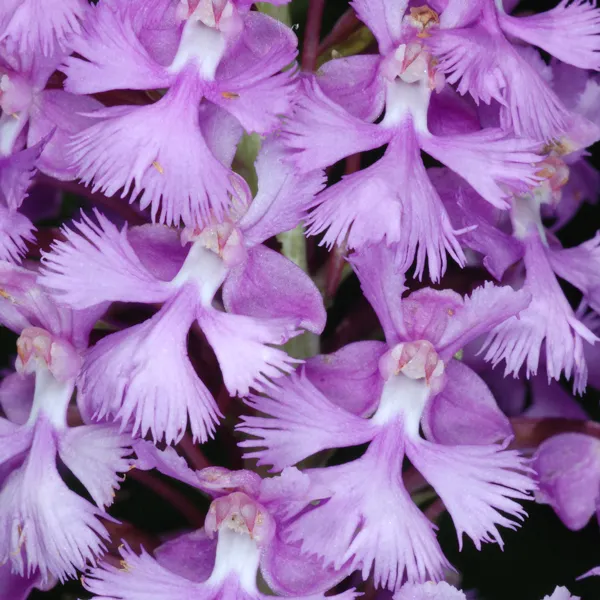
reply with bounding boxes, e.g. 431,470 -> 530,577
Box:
238,370 -> 377,471
283,77 -> 391,172
261,534 -> 349,596
349,243 -> 407,344
69,72 -> 249,227
483,233 -> 597,393
406,437 -> 535,550
57,424 -> 132,508
308,130 -> 465,281
199,103 -> 244,168
534,433 -> 600,530
154,528 -> 216,583
223,245 -> 325,335
304,341 -> 387,417
198,308 -> 300,397
83,544 -> 199,599
286,427 -> 450,588
427,86 -> 481,136
27,90 -> 104,181
237,138 -> 326,246
422,360 -> 513,446
0,0 -> 88,56
0,371 -> 34,426
394,582 -> 467,600
0,140 -> 46,211
127,223 -> 188,282
79,286 -> 221,444
420,128 -> 542,210
499,1 -> 600,70
431,167 -> 524,281
62,1 -> 172,94
434,281 -> 532,359
316,55 -> 385,122
210,13 -> 298,134
0,563 -> 54,600
350,0 -> 407,54
40,210 -> 172,308
548,232 -> 600,313
0,417 -> 109,581
0,205 -> 34,264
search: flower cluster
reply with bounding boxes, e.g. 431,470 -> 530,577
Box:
0,0 -> 599,598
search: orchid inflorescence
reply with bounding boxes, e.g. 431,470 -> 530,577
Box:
0,0 -> 600,599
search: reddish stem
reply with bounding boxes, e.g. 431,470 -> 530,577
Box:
129,469 -> 206,528
317,9 -> 361,56
178,432 -> 212,471
302,0 -> 326,72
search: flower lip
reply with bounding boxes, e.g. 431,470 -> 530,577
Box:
205,491 -> 275,546
378,340 -> 445,388
16,326 -> 82,382
182,220 -> 247,267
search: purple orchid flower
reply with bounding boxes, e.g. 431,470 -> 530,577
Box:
61,0 -> 298,227
39,139 -> 326,445
238,242 -> 535,590
0,261 -> 131,582
427,0 -> 600,141
82,457 -> 356,600
282,1 -> 543,281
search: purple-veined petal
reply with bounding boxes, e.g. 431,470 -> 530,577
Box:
421,360 -> 513,446
79,285 -> 221,445
304,341 -> 387,417
58,424 -> 132,509
222,245 -> 326,335
534,432 -> 600,531
406,437 -> 535,550
198,308 -> 300,397
238,370 -> 378,471
40,210 -> 172,308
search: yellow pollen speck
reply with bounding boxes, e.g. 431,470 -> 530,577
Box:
416,31 -> 431,38
120,560 -> 131,572
152,161 -> 164,174
9,112 -> 18,119
447,308 -> 454,316
0,289 -> 12,301
221,91 -> 239,99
